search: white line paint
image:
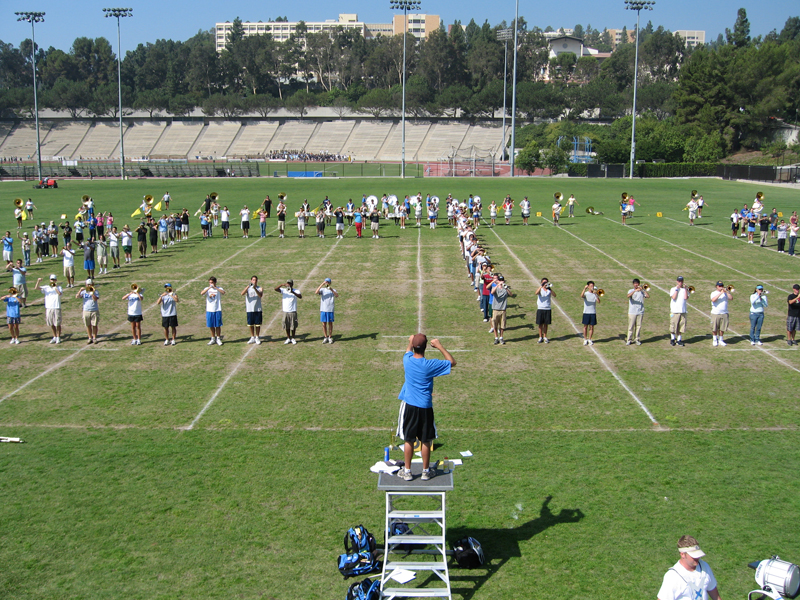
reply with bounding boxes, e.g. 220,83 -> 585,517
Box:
483,220 -> 662,427
546,217 -> 800,374
0,223 -> 290,407
184,226 -> 350,430
604,217 -> 791,294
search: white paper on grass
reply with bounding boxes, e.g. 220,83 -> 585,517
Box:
389,569 -> 416,584
460,450 -> 473,457
451,459 -> 463,466
370,461 -> 400,474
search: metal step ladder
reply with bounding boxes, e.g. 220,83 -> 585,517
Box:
377,469 -> 454,599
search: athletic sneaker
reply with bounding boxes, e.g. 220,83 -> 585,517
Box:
400,468 -> 413,481
254,337 -> 261,345
543,338 -> 549,344
670,339 -> 676,346
483,318 -> 489,322
751,341 -> 755,346
718,339 -> 727,347
328,338 -> 334,344
284,338 -> 291,345
290,338 -> 297,345
626,340 -> 632,346
499,338 -> 505,345
171,340 -> 176,346
50,337 -> 57,344
756,341 -> 762,346
588,340 -> 594,346
493,338 -> 499,345
712,339 -> 718,347
677,340 -> 684,347
635,340 -> 641,346
131,339 -> 137,345
421,468 -> 435,481
164,340 -> 170,346
537,338 -> 543,344
216,338 -> 223,346
208,338 -> 216,345
583,339 -> 588,346
247,336 -> 255,344
322,338 -> 328,344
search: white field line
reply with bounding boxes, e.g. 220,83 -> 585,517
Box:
482,220 -> 661,427
604,216 -> 791,294
416,227 -> 424,332
377,349 -> 473,353
0,222 -> 290,407
184,225 -> 350,430
545,217 -> 800,375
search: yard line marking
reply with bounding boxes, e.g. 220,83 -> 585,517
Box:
184,226 -> 350,430
0,222 -> 290,407
546,217 -> 800,374
483,221 -> 661,427
416,227 -> 424,332
603,217 -> 791,294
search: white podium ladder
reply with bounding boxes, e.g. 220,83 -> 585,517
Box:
380,490 -> 451,599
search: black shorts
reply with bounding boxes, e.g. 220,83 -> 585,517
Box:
247,311 -> 263,326
582,313 -> 597,326
396,402 -> 437,443
161,315 -> 178,328
128,315 -> 143,323
536,309 -> 552,325
221,222 -> 229,230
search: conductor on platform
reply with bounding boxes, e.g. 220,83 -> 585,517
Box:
396,334 -> 456,482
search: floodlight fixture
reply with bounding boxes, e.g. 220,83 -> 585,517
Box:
624,0 -> 655,178
15,12 -> 45,184
390,0 -> 421,178
103,8 -> 133,180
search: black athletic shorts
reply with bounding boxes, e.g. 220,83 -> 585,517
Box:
396,401 -> 437,443
536,309 -> 552,325
161,315 -> 178,328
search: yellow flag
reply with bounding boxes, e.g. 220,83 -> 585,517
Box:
656,212 -> 663,217
131,208 -> 142,217
154,201 -> 162,212
21,211 -> 27,221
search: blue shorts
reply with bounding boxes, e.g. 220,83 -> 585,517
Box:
320,311 -> 334,323
206,311 -> 222,328
84,260 -> 95,270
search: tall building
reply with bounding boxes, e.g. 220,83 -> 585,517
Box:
606,28 -> 636,50
215,13 -> 439,52
675,30 -> 706,48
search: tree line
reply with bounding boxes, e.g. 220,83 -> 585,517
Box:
0,10 -> 798,161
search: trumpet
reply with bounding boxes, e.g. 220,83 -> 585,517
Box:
726,285 -> 735,293
688,286 -> 696,294
86,285 -> 94,293
131,284 -> 140,293
14,198 -> 23,207
597,289 -> 605,297
544,282 -> 553,290
642,284 -> 651,292
210,192 -> 219,201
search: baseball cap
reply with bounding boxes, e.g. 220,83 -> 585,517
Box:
49,274 -> 57,280
411,333 -> 427,350
164,283 -> 172,288
756,285 -> 764,290
716,281 -> 724,287
324,278 -> 331,283
677,276 -> 684,282
678,544 -> 706,559
497,275 -> 505,281
287,279 -> 294,287
793,284 -> 800,291
85,278 -> 92,285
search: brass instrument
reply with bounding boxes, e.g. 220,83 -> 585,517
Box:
278,192 -> 287,201
210,192 -> 219,201
691,189 -> 698,198
544,283 -> 553,290
726,285 -> 735,293
554,192 -> 563,201
642,284 -> 651,292
756,191 -> 764,200
144,194 -> 154,206
81,194 -> 91,206
621,192 -> 629,201
585,206 -> 594,214
86,285 -> 94,293
8,287 -> 18,296
131,284 -> 140,292
597,289 -> 605,297
688,286 -> 696,294
14,198 -> 23,207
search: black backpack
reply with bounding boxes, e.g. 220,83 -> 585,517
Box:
337,551 -> 381,579
389,521 -> 415,554
346,578 -> 381,600
452,537 -> 486,569
344,525 -> 377,554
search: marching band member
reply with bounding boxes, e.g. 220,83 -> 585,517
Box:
489,200 -> 498,227
76,278 -> 100,344
491,274 -> 513,345
276,200 -> 286,238
315,208 -> 326,238
242,276 -> 263,345
567,194 -> 578,217
316,278 -> 339,344
297,203 -> 307,238
669,276 -> 689,346
345,199 -> 355,226
710,281 -> 732,347
730,208 -> 740,238
1,286 -> 22,344
686,196 -> 698,226
552,195 -> 562,226
502,196 -> 513,225
535,278 -> 556,343
201,277 -> 225,346
626,279 -> 649,346
581,281 -> 599,345
334,207 -> 345,238
472,197 -> 481,228
748,285 -> 768,345
520,196 -> 531,225
122,283 -> 144,345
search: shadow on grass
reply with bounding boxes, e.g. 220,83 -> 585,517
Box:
448,495 -> 584,600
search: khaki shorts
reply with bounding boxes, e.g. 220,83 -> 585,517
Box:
17,283 -> 28,299
711,313 -> 729,332
283,311 -> 298,331
46,308 -> 62,326
83,311 -> 99,327
491,309 -> 507,331
63,265 -> 75,278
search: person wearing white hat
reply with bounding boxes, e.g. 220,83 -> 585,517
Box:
658,535 -> 722,600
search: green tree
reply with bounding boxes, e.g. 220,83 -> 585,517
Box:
726,8 -> 751,48
357,88 -> 394,117
133,88 -> 169,118
435,84 -> 472,117
226,17 -> 246,48
45,78 -> 91,117
285,89 -> 317,118
247,93 -> 281,117
515,139 -> 541,174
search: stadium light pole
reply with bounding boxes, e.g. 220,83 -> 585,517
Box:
509,0 -> 520,177
390,0 -> 420,179
15,12 -> 45,184
103,7 -> 133,181
497,28 -> 513,162
625,0 -> 654,179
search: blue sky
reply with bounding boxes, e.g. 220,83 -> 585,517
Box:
2,0 -> 797,56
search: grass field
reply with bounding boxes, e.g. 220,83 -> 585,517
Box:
0,175 -> 799,599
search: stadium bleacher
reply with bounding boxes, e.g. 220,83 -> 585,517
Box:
226,121 -> 279,157
40,122 -> 90,159
150,121 -> 203,157
376,122 -> 432,162
267,121 -> 318,152
189,122 -> 241,157
0,122 -> 53,159
346,121 -> 395,161
416,123 -> 470,161
74,123 -> 125,159
304,121 -> 355,155
121,121 -> 167,158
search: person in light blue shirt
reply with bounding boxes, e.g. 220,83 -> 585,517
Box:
2,231 -> 14,265
749,285 -> 769,345
396,334 -> 456,482
158,216 -> 168,249
2,287 -> 22,343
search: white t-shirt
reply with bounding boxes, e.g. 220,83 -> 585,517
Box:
710,290 -> 728,315
628,289 -> 645,315
221,209 -> 230,223
537,289 -> 552,310
160,293 -> 177,317
657,560 -> 717,600
670,287 -> 688,314
62,248 -> 75,267
108,232 -> 119,247
552,203 -> 561,214
127,294 -> 143,316
121,231 -> 132,246
204,287 -> 223,312
240,209 -> 250,222
583,292 -> 597,315
520,200 -> 530,214
318,288 -> 336,312
281,288 -> 299,313
42,285 -> 62,309
244,286 -> 262,313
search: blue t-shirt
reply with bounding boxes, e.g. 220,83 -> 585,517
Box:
354,212 -> 363,224
158,219 -> 168,232
398,351 -> 452,409
2,237 -> 13,252
4,296 -> 20,318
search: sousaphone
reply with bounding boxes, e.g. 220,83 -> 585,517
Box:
14,198 -> 24,208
